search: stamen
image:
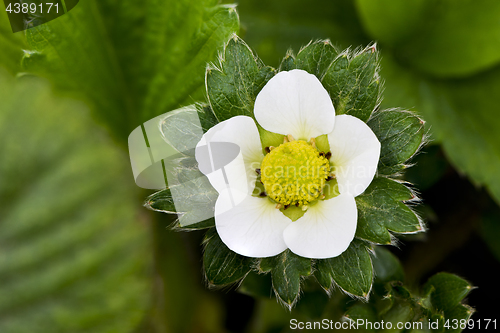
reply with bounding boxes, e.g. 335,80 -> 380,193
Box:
259,191 -> 267,197
310,137 -> 316,149
287,134 -> 295,142
276,203 -> 283,209
265,147 -> 270,154
260,140 -> 329,207
301,205 -> 308,211
325,151 -> 332,160
284,204 -> 290,210
255,168 -> 261,175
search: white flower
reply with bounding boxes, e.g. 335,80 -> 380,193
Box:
196,69 -> 380,259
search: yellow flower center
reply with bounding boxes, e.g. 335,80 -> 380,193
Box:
260,140 -> 330,207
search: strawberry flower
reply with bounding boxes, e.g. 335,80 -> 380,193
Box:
196,69 -> 380,259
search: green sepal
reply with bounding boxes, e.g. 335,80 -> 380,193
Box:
321,44 -> 380,122
203,228 -> 253,286
423,273 -> 473,313
259,250 -> 312,309
368,109 -> 425,175
294,40 -> 339,80
355,177 -> 422,245
344,303 -> 378,332
279,51 -> 296,71
238,271 -> 273,298
144,175 -> 218,229
207,34 -> 276,121
160,104 -> 218,156
314,239 -> 373,298
372,247 -> 405,287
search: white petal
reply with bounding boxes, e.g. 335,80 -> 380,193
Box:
283,194 -> 357,259
254,69 -> 335,140
215,189 -> 292,258
195,116 -> 264,200
328,115 -> 381,197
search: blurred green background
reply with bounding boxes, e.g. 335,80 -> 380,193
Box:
1,0 -> 500,332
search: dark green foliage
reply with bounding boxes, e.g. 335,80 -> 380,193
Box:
356,177 -> 422,245
368,109 -> 426,175
315,240 -> 373,298
321,45 -> 380,122
203,228 -> 253,285
259,250 -> 312,308
207,35 -> 276,121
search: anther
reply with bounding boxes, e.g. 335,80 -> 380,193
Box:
259,191 -> 267,197
310,137 -> 316,149
325,151 -> 332,160
269,146 -> 275,151
301,205 -> 308,211
287,134 -> 295,142
276,203 -> 283,209
284,204 -> 290,210
320,194 -> 326,200
319,152 -> 325,157
265,147 -> 270,154
255,168 -> 261,175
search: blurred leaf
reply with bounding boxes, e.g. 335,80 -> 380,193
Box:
238,271 -> 273,298
404,145 -> 449,191
372,246 -> 405,286
356,0 -> 500,77
355,177 -> 422,244
481,210 -> 500,262
21,0 -> 239,141
260,250 -> 312,309
203,228 -> 253,286
322,45 -> 380,122
207,35 -> 275,121
237,0 -> 370,68
345,303 -> 378,332
0,71 -> 150,332
315,240 -> 373,298
0,11 -> 26,73
418,67 -> 500,205
368,109 -> 425,175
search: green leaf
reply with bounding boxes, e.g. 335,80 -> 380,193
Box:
21,0 -> 239,141
0,71 -> 150,332
368,109 -> 425,175
259,250 -> 312,308
357,0 -> 500,77
355,177 -> 422,245
372,246 -> 405,286
315,240 -> 373,298
444,304 -> 474,333
294,40 -> 339,79
203,228 -> 253,286
424,273 -> 473,313
321,45 -> 380,122
207,34 -> 275,121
